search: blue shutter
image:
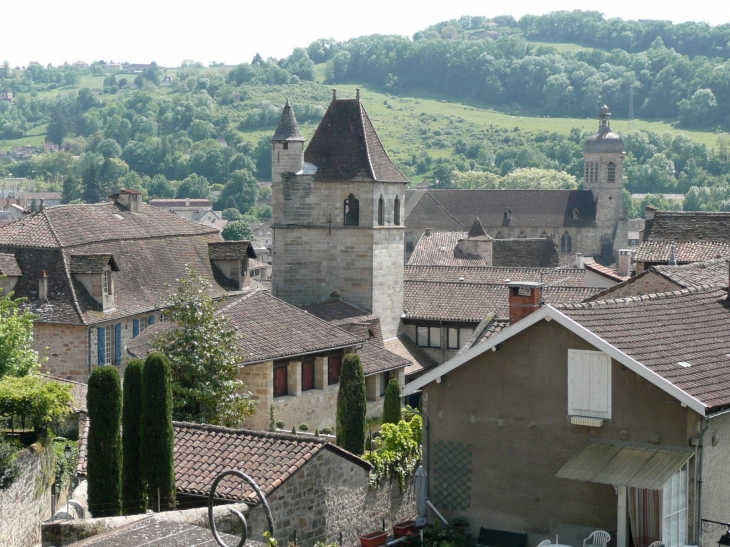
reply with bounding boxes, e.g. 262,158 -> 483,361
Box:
148,315 -> 155,326
133,319 -> 139,338
97,327 -> 105,365
114,323 -> 122,365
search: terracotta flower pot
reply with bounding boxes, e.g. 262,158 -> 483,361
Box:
393,520 -> 416,537
360,531 -> 388,547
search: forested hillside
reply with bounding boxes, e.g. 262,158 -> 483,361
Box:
1,10 -> 729,218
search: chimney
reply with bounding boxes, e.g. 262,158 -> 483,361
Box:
507,282 -> 542,325
113,189 -> 142,212
39,270 -> 48,301
574,253 -> 584,269
618,249 -> 632,277
38,198 -> 45,212
424,228 -> 432,237
645,205 -> 658,221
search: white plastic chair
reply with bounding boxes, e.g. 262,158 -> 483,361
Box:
647,542 -> 664,547
583,531 -> 611,547
537,541 -> 552,547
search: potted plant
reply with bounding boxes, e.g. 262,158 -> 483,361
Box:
450,516 -> 470,537
393,519 -> 416,537
360,530 -> 388,547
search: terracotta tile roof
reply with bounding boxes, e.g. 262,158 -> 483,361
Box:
404,281 -> 601,322
405,189 -> 596,230
457,315 -> 510,355
0,252 -> 21,276
356,340 -> 410,375
78,421 -> 369,501
304,98 -> 408,183
653,259 -> 729,288
583,257 -> 628,282
408,231 -> 560,268
405,264 -> 586,286
384,335 -> 437,377
301,299 -> 371,322
554,285 -> 730,409
637,211 -> 730,263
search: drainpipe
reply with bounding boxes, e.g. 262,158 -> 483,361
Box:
697,416 -> 709,546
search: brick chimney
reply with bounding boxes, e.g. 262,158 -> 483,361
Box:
507,282 -> 542,324
39,270 -> 48,301
618,249 -> 632,277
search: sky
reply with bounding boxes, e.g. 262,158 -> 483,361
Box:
2,0 -> 729,68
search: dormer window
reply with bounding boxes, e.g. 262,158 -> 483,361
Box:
504,209 -> 511,221
572,209 -> 580,220
70,254 -> 119,311
102,269 -> 113,296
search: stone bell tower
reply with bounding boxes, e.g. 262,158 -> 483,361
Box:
271,91 -> 408,338
583,105 -> 628,261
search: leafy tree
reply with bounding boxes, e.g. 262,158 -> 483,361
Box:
503,168 -> 578,189
87,365 -> 122,517
150,267 -> 257,426
0,375 -> 72,429
222,219 -> 255,241
0,288 -> 41,378
147,174 -> 175,199
47,110 -> 69,145
222,207 -> 242,221
62,175 -> 81,204
176,174 -> 210,199
122,359 -> 146,515
80,154 -> 104,203
336,353 -> 367,454
141,353 -> 175,511
382,379 -> 401,425
97,138 -> 123,159
217,169 -> 259,213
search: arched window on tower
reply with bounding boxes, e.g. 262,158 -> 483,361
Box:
394,196 -> 400,226
377,195 -> 384,226
561,231 -> 572,253
607,161 -> 616,183
344,194 -> 359,226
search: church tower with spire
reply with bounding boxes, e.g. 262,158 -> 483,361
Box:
270,91 -> 408,338
583,105 -> 628,261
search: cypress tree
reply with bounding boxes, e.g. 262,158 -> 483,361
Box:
141,352 -> 176,511
336,353 -> 367,454
382,378 -> 402,425
122,359 -> 146,514
86,365 -> 122,517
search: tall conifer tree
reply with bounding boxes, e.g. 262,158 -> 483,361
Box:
122,359 -> 146,514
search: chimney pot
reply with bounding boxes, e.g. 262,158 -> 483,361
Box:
507,282 -> 542,325
618,249 -> 632,277
575,253 -> 584,269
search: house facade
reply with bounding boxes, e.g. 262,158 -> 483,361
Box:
405,283 -> 730,547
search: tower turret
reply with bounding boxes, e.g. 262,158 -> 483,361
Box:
271,99 -> 304,183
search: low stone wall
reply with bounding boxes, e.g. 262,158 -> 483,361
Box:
0,441 -> 55,547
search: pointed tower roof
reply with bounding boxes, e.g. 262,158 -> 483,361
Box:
466,217 -> 492,240
304,95 -> 409,183
272,99 -> 304,142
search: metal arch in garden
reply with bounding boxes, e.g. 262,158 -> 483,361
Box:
208,469 -> 275,547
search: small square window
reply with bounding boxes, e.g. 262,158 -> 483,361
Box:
417,326 -> 441,348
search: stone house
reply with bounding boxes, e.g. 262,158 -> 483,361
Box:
127,289 -> 409,432
404,280 -> 730,547
0,189 -> 255,382
635,208 -> 730,272
404,106 -> 628,263
76,422 -> 414,546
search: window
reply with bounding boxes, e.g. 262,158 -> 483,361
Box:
231,263 -> 240,280
344,194 -> 359,226
540,231 -> 548,238
274,366 -> 288,397
301,361 -> 314,391
283,142 -> 289,150
328,355 -> 342,385
380,372 -> 389,396
98,323 -> 121,365
568,349 -> 611,419
447,328 -> 474,349
102,270 -> 112,295
572,208 -> 579,220
561,231 -> 572,253
518,231 -> 526,238
662,464 -> 688,547
417,326 -> 441,348
140,316 -> 148,330
495,231 -> 504,239
104,325 -> 112,364
607,161 -> 616,183
378,195 -> 384,226
394,196 -> 400,226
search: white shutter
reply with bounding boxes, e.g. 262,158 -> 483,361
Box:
568,350 -> 611,418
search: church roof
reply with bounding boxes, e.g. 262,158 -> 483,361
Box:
304,97 -> 409,183
272,99 -> 304,142
584,105 -> 624,154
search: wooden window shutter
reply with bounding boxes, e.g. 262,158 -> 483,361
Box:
328,356 -> 342,385
274,366 -> 288,397
302,361 -> 314,391
133,319 -> 139,338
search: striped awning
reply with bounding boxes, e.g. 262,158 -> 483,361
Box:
556,439 -> 694,491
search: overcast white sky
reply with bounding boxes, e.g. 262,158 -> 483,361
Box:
2,0 -> 728,68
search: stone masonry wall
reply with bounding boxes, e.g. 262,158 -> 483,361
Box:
0,442 -> 55,547
372,228 -> 405,338
248,448 -> 415,547
35,323 -> 89,381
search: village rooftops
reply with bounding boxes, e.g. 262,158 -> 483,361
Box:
303,95 -> 409,184
148,198 -> 213,209
636,211 -> 730,263
582,257 -> 628,283
405,264 -> 586,285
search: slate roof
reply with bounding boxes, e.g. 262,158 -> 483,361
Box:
653,259 -> 729,288
0,252 -> 21,276
304,98 -> 408,183
405,264 -> 586,286
637,211 -> 730,263
555,286 -> 730,410
403,281 -> 601,322
409,230 -> 560,268
272,99 -> 304,142
78,421 -> 369,502
0,201 -> 231,325
584,124 -> 624,153
301,299 -> 371,322
68,254 -> 119,274
405,190 -> 596,230
583,257 -> 627,282
384,335 -> 438,377
208,240 -> 257,260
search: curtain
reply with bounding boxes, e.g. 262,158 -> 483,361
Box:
628,487 -> 662,547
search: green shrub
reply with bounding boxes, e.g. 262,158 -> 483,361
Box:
268,404 -> 276,432
363,416 -> 423,491
314,429 -> 319,437
291,426 -> 296,435
276,420 -> 284,429
320,427 -> 332,435
383,379 -> 401,424
141,353 -> 176,511
87,365 -> 122,517
122,359 -> 146,514
336,354 -> 366,454
298,423 -> 309,431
